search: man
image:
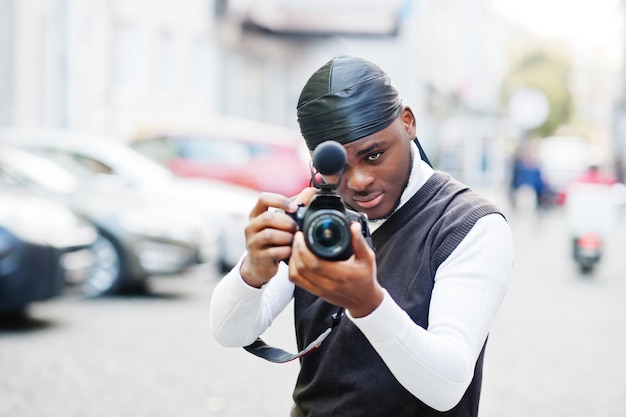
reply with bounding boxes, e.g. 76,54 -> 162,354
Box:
210,56 -> 513,416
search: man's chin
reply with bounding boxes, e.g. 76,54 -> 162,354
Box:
369,210 -> 394,221
367,199 -> 401,221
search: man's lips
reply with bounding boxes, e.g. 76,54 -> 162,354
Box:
352,192 -> 384,209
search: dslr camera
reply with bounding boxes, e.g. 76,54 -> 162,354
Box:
287,141 -> 373,261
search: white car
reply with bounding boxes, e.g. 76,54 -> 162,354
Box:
0,145 -> 219,297
0,127 -> 259,271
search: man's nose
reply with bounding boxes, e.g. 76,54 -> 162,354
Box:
345,168 -> 374,191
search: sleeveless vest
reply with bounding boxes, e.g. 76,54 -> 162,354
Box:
291,172 -> 503,417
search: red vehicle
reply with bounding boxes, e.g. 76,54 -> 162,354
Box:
131,118 -> 312,197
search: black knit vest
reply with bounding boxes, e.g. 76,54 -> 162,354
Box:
291,172 -> 503,417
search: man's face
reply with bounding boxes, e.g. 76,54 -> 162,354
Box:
319,108 -> 415,220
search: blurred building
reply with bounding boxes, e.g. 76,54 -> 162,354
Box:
568,7 -> 625,173
613,0 -> 626,180
0,0 -> 555,188
0,0 -> 220,137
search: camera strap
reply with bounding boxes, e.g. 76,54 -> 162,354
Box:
243,307 -> 345,363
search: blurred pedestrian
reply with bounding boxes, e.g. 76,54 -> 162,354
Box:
509,142 -> 553,211
210,56 -> 513,416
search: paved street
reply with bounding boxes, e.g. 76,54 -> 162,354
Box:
0,264 -> 299,417
2,191 -> 626,416
480,196 -> 626,417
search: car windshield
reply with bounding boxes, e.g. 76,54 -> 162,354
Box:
37,140 -> 175,183
178,137 -> 271,165
0,148 -> 78,194
97,142 -> 175,181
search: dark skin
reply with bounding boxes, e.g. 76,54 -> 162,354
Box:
240,106 -> 417,318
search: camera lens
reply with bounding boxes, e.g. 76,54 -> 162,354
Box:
304,210 -> 352,260
313,218 -> 343,248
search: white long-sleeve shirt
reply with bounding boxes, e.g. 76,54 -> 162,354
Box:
210,143 -> 513,411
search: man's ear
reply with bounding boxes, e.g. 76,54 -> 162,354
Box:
401,106 -> 417,139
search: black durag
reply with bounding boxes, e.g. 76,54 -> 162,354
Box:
297,56 -> 402,151
296,56 -> 431,166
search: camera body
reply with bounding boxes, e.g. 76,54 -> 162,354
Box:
288,194 -> 372,261
287,140 -> 373,261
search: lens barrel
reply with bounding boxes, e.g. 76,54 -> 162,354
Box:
303,209 -> 353,260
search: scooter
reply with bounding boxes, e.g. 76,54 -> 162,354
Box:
564,178 -> 624,276
572,231 -> 602,274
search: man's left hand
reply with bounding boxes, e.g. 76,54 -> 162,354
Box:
288,222 -> 385,318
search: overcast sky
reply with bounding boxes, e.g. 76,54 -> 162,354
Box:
490,0 -> 622,42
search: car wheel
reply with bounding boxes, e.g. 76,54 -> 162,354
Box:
84,233 -> 123,297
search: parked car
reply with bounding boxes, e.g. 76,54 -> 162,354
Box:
0,127 -> 258,271
0,179 -> 97,313
0,145 -> 219,297
129,117 -> 312,197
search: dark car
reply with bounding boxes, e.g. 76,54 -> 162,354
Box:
0,181 -> 97,313
130,117 -> 312,197
0,145 -> 219,297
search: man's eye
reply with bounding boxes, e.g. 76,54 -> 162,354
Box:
367,152 -> 382,161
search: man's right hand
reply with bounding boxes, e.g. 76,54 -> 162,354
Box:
240,188 -> 317,288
